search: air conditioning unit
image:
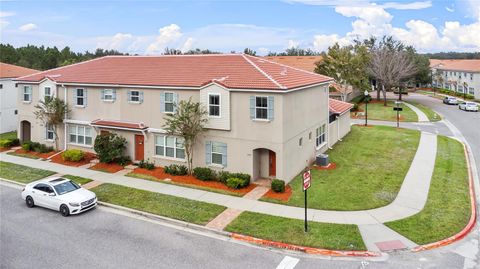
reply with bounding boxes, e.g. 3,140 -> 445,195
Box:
316,154 -> 329,167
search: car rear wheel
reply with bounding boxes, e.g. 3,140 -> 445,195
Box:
26,196 -> 35,208
60,204 -> 70,217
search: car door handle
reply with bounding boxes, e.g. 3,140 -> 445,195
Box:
43,194 -> 47,196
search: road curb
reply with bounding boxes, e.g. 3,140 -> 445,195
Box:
412,142 -> 477,252
230,233 -> 382,257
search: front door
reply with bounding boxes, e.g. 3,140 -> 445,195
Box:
21,121 -> 31,142
134,134 -> 144,161
269,150 -> 276,177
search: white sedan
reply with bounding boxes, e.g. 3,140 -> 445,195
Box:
459,102 -> 479,112
21,177 -> 97,216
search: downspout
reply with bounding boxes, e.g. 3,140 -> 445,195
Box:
327,84 -> 333,150
63,84 -> 68,151
337,115 -> 342,142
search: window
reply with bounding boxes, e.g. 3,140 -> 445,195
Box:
255,96 -> 268,119
309,132 -> 312,140
46,124 -> 54,140
470,73 -> 474,80
165,92 -> 174,112
75,88 -> 85,106
128,90 -> 142,103
299,138 -> 303,146
68,125 -> 93,146
102,89 -> 115,101
44,87 -> 52,100
208,94 -> 220,117
0,84 -> 3,89
469,87 -> 475,95
34,183 -> 50,193
316,124 -> 326,147
154,135 -> 185,159
14,110 -> 17,115
23,85 -> 32,102
211,142 -> 224,165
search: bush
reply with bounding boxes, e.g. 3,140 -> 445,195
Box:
94,133 -> 127,163
117,156 -> 131,166
351,103 -> 359,112
61,149 -> 85,162
271,179 -> 285,193
138,159 -> 155,170
22,142 -> 31,151
164,164 -> 188,175
0,138 -> 19,148
24,142 -> 53,153
218,171 -> 250,187
226,177 -> 244,189
193,167 -> 216,181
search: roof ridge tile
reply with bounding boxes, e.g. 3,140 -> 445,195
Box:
241,54 -> 286,89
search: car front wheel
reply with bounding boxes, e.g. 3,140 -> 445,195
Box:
60,204 -> 70,217
26,196 -> 35,208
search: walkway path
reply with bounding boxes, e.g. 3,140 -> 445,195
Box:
404,102 -> 429,122
0,132 -> 437,226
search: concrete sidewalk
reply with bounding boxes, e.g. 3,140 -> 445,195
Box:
404,102 -> 429,122
0,131 -> 437,226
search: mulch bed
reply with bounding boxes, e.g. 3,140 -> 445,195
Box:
89,162 -> 125,173
131,167 -> 257,196
50,152 -> 97,167
312,162 -> 337,170
0,147 -> 11,153
354,124 -> 374,127
11,149 -> 58,159
262,185 -> 292,202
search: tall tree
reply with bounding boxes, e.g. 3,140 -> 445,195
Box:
33,97 -> 70,150
243,48 -> 256,56
163,99 -> 209,175
268,47 -> 320,56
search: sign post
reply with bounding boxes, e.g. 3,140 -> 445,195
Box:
393,101 -> 403,128
303,169 -> 311,232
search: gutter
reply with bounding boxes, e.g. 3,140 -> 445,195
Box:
63,84 -> 68,151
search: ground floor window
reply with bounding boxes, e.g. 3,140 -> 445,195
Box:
206,141 -> 227,166
69,125 -> 93,146
469,87 -> 475,95
316,124 -> 326,147
155,135 -> 185,159
46,124 -> 54,140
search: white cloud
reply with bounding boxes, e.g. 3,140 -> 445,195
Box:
379,1 -> 431,10
445,6 -> 454,12
313,34 -> 350,51
146,24 -> 184,54
0,11 -> 15,29
335,5 -> 392,25
287,39 -> 299,48
181,37 -> 195,52
19,23 -> 38,32
288,0 -> 431,10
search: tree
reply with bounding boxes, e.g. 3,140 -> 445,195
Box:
163,98 -> 208,175
94,133 -> 127,163
33,97 -> 69,150
434,69 -> 444,90
267,47 -> 320,56
243,48 -> 256,56
315,43 -> 370,101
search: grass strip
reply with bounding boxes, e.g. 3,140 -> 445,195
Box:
385,136 -> 470,244
225,211 -> 366,250
63,174 -> 93,185
91,183 -> 226,225
0,161 -> 55,183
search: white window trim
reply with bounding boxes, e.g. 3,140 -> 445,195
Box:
210,142 -> 224,166
75,88 -> 86,107
68,124 -> 93,147
208,93 -> 221,118
128,90 -> 141,103
315,124 -> 327,150
44,87 -> 52,100
23,86 -> 32,103
45,124 -> 55,141
102,89 -> 114,102
164,92 -> 175,113
254,95 -> 269,120
154,135 -> 186,161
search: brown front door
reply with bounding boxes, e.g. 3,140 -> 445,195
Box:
134,135 -> 144,161
21,121 -> 31,142
269,150 -> 276,177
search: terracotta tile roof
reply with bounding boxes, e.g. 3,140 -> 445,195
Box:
16,54 -> 332,90
329,98 -> 353,114
0,62 -> 38,79
262,56 -> 323,73
91,119 -> 148,130
430,59 -> 480,72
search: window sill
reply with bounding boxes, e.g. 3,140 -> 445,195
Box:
208,163 -> 225,169
22,101 -> 32,104
208,115 -> 221,119
128,101 -> 142,104
252,118 -> 271,122
74,105 -> 86,108
45,139 -> 55,142
316,142 -> 327,150
163,111 -> 174,114
102,99 -> 115,103
153,155 -> 187,163
68,143 -> 93,149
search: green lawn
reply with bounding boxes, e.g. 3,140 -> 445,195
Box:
91,183 -> 226,225
225,211 -> 366,250
0,161 -> 55,183
407,101 -> 441,122
356,100 -> 418,122
0,131 -> 17,140
63,175 -> 93,185
285,125 -> 420,211
385,136 -> 471,244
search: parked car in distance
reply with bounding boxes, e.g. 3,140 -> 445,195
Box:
21,177 -> 97,216
459,102 -> 479,112
443,96 -> 458,105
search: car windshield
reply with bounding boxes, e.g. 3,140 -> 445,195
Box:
53,180 -> 80,195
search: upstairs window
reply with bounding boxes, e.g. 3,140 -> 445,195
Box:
23,85 -> 32,102
74,88 -> 86,107
208,94 -> 220,117
165,92 -> 174,112
160,92 -> 178,113
102,89 -> 116,101
250,96 -> 274,121
128,90 -> 144,103
44,87 -> 52,101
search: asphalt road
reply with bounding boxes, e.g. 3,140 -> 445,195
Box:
1,92 -> 479,269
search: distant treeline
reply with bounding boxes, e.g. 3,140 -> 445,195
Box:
422,51 -> 480,59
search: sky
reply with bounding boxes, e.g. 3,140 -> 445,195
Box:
1,0 -> 479,55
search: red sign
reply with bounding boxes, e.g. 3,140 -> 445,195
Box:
303,170 -> 311,191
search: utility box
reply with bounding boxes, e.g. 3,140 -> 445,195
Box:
316,154 -> 329,166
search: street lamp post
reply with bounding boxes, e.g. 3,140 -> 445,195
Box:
364,90 -> 369,126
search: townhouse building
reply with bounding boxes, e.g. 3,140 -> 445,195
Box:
15,54 -> 352,182
0,62 -> 38,133
430,59 -> 480,99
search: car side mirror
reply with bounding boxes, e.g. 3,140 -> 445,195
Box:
49,193 -> 56,196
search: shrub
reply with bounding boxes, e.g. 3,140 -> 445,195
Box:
10,138 -> 20,147
218,171 -> 250,187
61,149 -> 85,162
117,156 -> 131,166
271,179 -> 285,193
351,103 -> 359,112
164,164 -> 188,175
139,159 -> 155,170
94,133 -> 127,163
0,138 -> 19,148
193,167 -> 216,181
226,177 -> 244,189
25,142 -> 53,153
22,142 -> 31,151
